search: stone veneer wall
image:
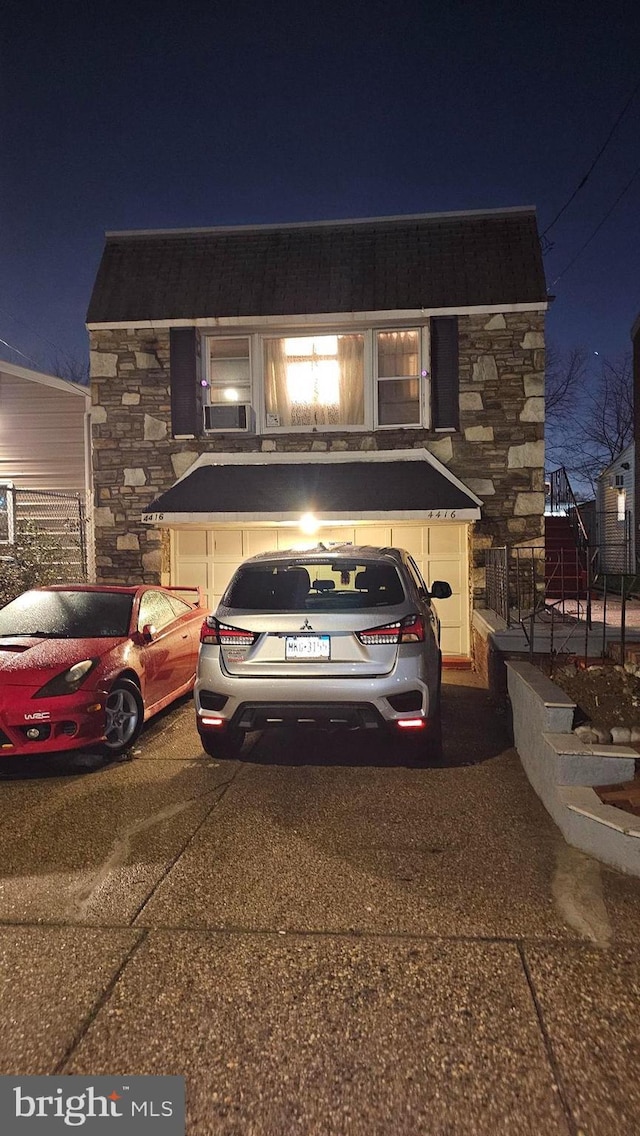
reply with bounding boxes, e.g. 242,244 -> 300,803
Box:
89,310 -> 545,601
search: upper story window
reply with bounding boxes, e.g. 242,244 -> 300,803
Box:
202,320 -> 458,434
264,334 -> 364,428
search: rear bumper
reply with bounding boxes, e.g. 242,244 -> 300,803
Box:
196,651 -> 438,732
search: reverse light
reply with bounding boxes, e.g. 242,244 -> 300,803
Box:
201,716 -> 224,727
200,617 -> 257,646
34,659 -> 98,698
397,718 -> 426,730
357,614 -> 425,646
397,614 -> 425,643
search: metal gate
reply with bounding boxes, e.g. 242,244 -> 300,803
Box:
0,482 -> 88,581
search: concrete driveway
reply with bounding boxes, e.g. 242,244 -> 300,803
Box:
1,671 -> 640,1134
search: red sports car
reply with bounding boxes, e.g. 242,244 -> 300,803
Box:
0,584 -> 204,758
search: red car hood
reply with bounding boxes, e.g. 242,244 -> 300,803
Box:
0,636 -> 123,687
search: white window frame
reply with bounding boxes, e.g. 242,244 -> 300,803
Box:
204,335 -> 253,413
204,322 -> 430,435
373,326 -> 426,431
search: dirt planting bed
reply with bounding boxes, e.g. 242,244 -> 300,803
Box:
550,661 -> 640,733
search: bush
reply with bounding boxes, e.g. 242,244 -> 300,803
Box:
0,524 -> 61,608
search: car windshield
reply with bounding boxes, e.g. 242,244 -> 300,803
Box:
0,590 -> 134,638
224,560 -> 406,611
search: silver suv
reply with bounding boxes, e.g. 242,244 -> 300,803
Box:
195,545 -> 451,761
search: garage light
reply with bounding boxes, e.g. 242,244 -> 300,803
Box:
299,513 -> 320,535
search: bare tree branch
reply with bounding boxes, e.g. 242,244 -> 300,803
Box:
547,351 -> 633,496
545,345 -> 588,424
49,351 -> 90,386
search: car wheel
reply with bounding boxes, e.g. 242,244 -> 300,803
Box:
199,727 -> 245,759
102,679 -> 144,757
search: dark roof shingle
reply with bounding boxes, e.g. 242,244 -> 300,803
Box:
87,208 -> 547,324
143,459 -> 479,517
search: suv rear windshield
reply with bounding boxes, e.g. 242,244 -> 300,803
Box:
223,560 -> 406,611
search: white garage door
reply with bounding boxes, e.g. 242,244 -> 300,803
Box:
171,522 -> 469,658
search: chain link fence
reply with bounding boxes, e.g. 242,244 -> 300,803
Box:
0,483 -> 88,583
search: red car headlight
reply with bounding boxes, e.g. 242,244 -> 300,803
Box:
34,659 -> 99,698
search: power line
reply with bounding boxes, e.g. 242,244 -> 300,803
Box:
0,302 -> 74,360
551,161 -> 640,287
541,76 -> 640,239
0,336 -> 43,368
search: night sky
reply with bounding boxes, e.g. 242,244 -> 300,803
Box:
1,0 -> 639,376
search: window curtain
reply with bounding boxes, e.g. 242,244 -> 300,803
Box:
378,331 -> 418,376
264,338 -> 291,427
338,335 -> 364,424
264,335 -> 364,427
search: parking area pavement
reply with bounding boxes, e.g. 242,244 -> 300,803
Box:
1,672 -> 640,1133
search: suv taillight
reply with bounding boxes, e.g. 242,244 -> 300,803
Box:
200,617 -> 257,646
398,614 -> 425,643
357,613 -> 425,646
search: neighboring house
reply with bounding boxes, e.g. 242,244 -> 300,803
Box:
595,443 -> 635,571
86,207 -> 548,661
0,360 -> 94,575
595,308 -> 640,574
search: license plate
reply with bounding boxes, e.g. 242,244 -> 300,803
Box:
285,635 -> 330,660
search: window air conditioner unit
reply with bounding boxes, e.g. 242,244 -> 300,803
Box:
203,404 -> 255,432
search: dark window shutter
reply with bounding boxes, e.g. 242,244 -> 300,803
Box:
170,328 -> 200,437
430,316 -> 459,430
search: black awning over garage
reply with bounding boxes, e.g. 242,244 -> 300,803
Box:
142,452 -> 482,525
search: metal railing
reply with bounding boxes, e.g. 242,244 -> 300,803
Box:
485,546 -> 508,622
484,466 -> 640,665
485,543 -> 640,667
547,466 -> 590,550
485,545 -> 546,626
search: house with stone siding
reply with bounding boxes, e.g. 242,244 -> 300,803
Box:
86,207 -> 547,662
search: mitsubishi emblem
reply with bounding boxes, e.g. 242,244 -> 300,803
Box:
300,618 -> 313,631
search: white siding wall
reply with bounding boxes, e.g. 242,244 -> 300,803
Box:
595,445 -> 635,570
0,371 -> 89,498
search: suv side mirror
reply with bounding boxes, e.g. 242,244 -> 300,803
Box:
430,580 -> 452,600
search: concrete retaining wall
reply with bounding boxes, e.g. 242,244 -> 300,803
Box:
507,660 -> 640,876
